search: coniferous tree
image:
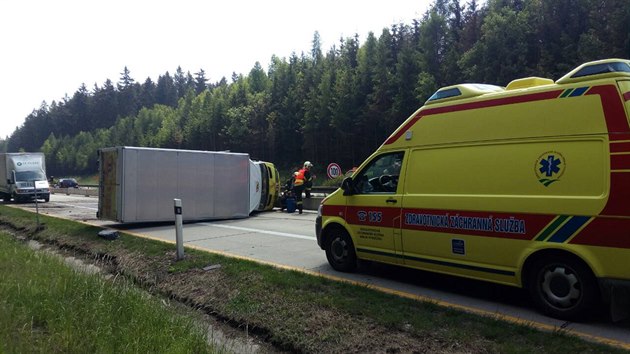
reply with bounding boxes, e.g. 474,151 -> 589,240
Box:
155,72 -> 178,107
91,79 -> 118,130
117,67 -> 139,119
249,62 -> 268,93
139,77 -> 157,108
355,31 -> 383,158
194,69 -> 208,94
302,32 -> 327,163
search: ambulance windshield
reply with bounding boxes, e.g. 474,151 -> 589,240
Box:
572,61 -> 630,78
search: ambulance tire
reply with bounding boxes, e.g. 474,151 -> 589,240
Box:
325,228 -> 357,272
528,255 -> 598,321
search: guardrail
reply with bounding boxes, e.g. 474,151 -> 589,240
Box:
50,187 -> 98,197
311,186 -> 339,195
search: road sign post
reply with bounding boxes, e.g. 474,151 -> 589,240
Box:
33,179 -> 40,229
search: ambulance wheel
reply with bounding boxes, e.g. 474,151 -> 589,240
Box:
325,228 -> 357,272
527,255 -> 598,321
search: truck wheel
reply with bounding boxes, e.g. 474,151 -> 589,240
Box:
527,255 -> 598,321
1,193 -> 8,202
44,196 -> 50,202
325,228 -> 357,272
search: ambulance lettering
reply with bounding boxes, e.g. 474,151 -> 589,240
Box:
450,214 -> 493,232
404,211 -> 526,235
369,211 -> 383,223
357,210 -> 383,224
494,217 -> 527,234
405,212 -> 450,228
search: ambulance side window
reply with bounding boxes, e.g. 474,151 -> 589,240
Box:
354,152 -> 404,194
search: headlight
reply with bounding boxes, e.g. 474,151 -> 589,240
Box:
317,204 -> 322,217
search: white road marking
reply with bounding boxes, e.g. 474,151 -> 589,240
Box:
198,222 -> 315,240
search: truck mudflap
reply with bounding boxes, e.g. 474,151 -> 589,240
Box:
599,278 -> 630,322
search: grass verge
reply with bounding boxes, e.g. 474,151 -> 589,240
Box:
0,205 -> 627,353
0,232 -> 214,353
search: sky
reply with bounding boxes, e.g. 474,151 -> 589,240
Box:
0,0 -> 433,139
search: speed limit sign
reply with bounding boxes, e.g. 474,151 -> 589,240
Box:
327,163 -> 342,179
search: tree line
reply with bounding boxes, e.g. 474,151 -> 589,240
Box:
4,0 -> 630,178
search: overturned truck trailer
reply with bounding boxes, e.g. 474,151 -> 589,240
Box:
97,146 -> 277,223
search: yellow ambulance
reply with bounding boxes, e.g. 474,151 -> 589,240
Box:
316,58 -> 630,321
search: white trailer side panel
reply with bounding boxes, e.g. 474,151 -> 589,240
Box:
104,147 -> 250,223
0,154 -> 8,190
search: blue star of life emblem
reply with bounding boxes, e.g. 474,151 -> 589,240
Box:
535,152 -> 565,187
539,155 -> 561,177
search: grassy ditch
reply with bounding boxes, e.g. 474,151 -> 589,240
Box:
0,232 -> 215,353
0,205 -> 627,353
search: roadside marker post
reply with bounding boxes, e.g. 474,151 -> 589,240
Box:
174,198 -> 184,260
33,179 -> 40,229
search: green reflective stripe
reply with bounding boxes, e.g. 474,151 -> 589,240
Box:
535,215 -> 570,241
548,216 -> 591,243
559,89 -> 574,98
569,87 -> 589,97
357,247 -> 404,259
356,248 -> 514,276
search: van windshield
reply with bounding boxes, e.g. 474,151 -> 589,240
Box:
572,62 -> 630,78
15,170 -> 46,182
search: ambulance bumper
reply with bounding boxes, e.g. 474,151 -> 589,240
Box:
599,278 -> 630,322
315,215 -> 323,249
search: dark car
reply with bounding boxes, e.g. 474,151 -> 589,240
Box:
58,178 -> 79,188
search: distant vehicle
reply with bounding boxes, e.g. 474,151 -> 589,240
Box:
97,146 -> 280,223
0,152 -> 50,202
58,178 -> 79,188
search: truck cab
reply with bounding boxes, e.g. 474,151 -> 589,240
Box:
0,153 -> 50,203
250,160 -> 280,212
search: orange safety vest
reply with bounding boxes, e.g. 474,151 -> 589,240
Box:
294,169 -> 306,186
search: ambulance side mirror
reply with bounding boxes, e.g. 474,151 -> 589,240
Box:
341,177 -> 354,196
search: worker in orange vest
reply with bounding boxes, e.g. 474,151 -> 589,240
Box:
302,161 -> 314,198
292,161 -> 313,214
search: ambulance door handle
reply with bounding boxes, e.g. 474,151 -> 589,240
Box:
386,198 -> 397,204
